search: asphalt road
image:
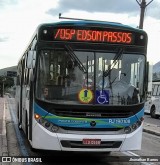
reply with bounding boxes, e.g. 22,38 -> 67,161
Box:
144,115 -> 160,126
5,97 -> 160,165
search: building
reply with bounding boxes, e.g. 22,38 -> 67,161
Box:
0,66 -> 17,76
0,66 -> 17,97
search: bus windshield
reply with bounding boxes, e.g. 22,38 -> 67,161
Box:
36,49 -> 145,105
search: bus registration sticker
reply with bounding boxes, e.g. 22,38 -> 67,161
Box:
83,139 -> 101,145
78,89 -> 93,104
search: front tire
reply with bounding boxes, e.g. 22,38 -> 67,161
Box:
150,106 -> 159,119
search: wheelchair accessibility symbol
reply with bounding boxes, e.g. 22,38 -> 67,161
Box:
96,90 -> 109,104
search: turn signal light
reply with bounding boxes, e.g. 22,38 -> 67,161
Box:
34,113 -> 41,119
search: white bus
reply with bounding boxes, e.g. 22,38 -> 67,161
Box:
16,20 -> 148,153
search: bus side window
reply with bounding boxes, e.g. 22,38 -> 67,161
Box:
16,75 -> 20,86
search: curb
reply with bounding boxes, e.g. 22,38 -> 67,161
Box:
143,128 -> 160,136
2,99 -> 9,165
143,121 -> 160,137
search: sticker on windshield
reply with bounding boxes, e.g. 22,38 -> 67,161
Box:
78,89 -> 93,104
96,90 -> 109,104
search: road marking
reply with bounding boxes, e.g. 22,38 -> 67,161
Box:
122,151 -> 140,156
122,151 -> 156,165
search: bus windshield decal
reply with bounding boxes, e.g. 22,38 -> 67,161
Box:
53,28 -> 133,44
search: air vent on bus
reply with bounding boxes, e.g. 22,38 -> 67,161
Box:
61,140 -> 122,148
53,109 -> 133,118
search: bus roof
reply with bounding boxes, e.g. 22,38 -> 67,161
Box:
38,20 -> 145,33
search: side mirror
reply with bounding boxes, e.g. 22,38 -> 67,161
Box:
27,51 -> 36,69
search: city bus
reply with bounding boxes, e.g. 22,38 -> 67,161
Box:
16,20 -> 148,152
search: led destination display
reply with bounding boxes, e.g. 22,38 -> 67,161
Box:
40,25 -> 147,46
54,28 -> 133,44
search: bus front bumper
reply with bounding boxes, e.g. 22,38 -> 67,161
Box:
31,122 -> 143,152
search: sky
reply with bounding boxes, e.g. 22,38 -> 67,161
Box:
0,0 -> 160,69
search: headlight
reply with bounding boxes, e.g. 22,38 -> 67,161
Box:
136,120 -> 142,127
132,124 -> 137,130
39,118 -> 45,124
45,122 -> 50,128
124,118 -> 143,134
34,113 -> 59,133
124,126 -> 132,134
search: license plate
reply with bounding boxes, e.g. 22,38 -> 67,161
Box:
83,139 -> 101,145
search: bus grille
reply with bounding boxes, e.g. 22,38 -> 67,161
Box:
60,127 -> 122,131
53,109 -> 133,118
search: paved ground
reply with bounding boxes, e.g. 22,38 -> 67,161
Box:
143,122 -> 160,136
0,97 -> 9,165
0,96 -> 160,164
0,98 -> 4,135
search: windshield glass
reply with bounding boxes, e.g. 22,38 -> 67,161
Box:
36,49 -> 145,105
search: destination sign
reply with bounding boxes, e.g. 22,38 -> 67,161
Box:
53,28 -> 133,44
39,24 -> 147,46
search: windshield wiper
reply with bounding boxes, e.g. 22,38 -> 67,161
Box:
101,47 -> 124,92
103,48 -> 124,78
65,45 -> 87,73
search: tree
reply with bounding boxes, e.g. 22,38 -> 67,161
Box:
0,76 -> 14,89
0,82 -> 2,97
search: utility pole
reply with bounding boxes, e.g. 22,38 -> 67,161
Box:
136,0 -> 153,29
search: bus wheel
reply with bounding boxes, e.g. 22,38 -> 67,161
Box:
150,107 -> 159,119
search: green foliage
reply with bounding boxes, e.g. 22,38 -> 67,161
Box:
0,76 -> 14,89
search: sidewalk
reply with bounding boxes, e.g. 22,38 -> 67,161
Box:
0,97 -> 8,165
0,96 -> 160,161
143,122 -> 160,136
